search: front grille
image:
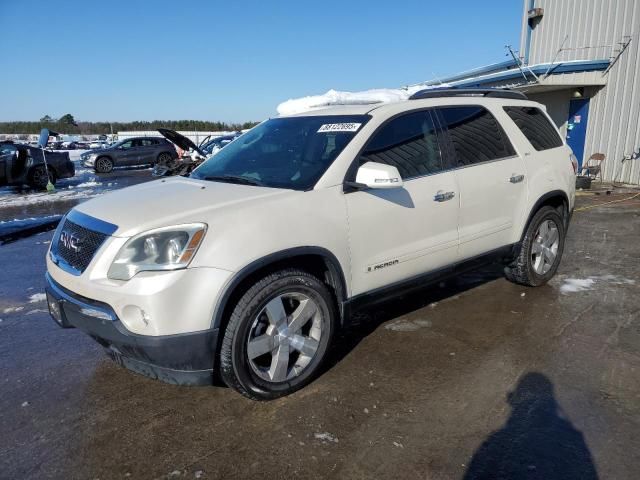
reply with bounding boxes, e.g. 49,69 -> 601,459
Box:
53,219 -> 108,273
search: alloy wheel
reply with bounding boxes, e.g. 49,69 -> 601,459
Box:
531,219 -> 559,275
246,292 -> 323,383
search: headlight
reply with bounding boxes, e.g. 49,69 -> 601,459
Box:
107,223 -> 207,280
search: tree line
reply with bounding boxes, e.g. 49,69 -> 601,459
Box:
0,114 -> 261,136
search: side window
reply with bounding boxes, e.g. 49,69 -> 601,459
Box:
503,106 -> 563,151
140,139 -> 154,147
360,110 -> 443,179
120,140 -> 133,149
437,106 -> 515,167
1,144 -> 17,155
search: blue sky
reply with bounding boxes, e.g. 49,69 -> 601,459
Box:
0,0 -> 523,122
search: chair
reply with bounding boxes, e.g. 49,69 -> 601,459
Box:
581,153 -> 605,182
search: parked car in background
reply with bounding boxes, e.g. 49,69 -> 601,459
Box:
200,132 -> 242,156
81,136 -> 178,173
89,140 -> 109,149
0,141 -> 75,189
62,141 -> 79,150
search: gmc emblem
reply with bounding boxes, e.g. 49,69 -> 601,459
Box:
60,231 -> 82,253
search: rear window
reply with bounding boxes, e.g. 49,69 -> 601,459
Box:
503,106 -> 563,151
437,106 -> 516,167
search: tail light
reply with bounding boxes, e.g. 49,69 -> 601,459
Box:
570,153 -> 578,174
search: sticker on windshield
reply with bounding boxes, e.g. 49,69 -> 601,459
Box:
317,123 -> 362,133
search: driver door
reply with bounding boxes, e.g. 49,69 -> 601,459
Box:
345,110 -> 460,297
117,140 -> 137,166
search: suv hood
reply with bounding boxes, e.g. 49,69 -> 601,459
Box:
74,177 -> 289,237
158,128 -> 205,156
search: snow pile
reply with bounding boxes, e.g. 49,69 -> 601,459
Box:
76,180 -> 102,188
28,293 -> 46,303
558,275 -> 635,294
560,278 -> 596,294
277,84 -> 448,116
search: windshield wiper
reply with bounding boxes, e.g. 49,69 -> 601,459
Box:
200,175 -> 264,187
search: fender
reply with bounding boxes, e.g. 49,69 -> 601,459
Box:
210,246 -> 348,330
520,189 -> 570,241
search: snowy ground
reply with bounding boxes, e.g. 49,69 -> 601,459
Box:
0,149 -> 155,228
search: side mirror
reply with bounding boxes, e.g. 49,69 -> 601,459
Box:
349,162 -> 403,189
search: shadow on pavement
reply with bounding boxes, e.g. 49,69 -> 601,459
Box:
326,264 -> 505,371
463,372 -> 598,480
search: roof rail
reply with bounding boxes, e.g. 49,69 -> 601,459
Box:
409,87 -> 528,101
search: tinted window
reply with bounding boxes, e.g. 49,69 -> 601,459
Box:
438,106 -> 515,166
192,115 -> 368,190
504,106 -> 563,151
360,110 -> 442,179
140,139 -> 155,147
0,144 -> 17,155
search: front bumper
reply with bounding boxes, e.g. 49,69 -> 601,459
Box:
45,273 -> 217,386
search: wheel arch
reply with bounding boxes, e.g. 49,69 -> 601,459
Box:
520,190 -> 570,241
211,247 -> 348,333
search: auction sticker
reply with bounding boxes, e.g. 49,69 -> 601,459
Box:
317,123 -> 362,133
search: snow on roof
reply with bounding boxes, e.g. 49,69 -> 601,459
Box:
276,85 -> 449,116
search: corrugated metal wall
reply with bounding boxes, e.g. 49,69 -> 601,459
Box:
522,0 -> 640,183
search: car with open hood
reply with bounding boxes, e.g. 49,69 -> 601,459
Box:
46,88 -> 576,400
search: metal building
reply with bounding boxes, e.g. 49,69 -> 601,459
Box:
415,0 -> 640,184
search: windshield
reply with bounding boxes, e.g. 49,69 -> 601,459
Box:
191,115 -> 369,190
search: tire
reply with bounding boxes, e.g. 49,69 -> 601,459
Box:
94,156 -> 113,173
505,206 -> 566,287
220,269 -> 335,400
28,165 -> 56,190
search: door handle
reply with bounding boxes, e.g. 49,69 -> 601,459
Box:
434,191 -> 455,202
510,174 -> 525,184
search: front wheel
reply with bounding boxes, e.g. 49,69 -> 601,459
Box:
94,156 -> 113,173
505,206 -> 566,286
220,269 -> 335,400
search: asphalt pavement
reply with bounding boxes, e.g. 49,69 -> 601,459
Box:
1,187 -> 639,479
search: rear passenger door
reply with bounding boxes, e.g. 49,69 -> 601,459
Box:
435,106 -> 527,260
138,138 -> 157,165
345,110 -> 460,297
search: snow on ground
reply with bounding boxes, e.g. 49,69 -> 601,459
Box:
0,187 -> 103,208
557,275 -> 635,294
28,293 -> 46,303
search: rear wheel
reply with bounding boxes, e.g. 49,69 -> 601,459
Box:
505,206 -> 565,286
220,269 -> 335,400
95,156 -> 113,173
28,165 -> 55,189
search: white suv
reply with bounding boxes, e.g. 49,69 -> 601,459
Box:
45,88 -> 576,400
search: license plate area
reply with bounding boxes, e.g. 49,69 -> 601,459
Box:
46,291 -> 72,328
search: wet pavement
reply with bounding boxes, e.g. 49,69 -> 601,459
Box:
1,194 -> 639,479
0,151 -> 154,226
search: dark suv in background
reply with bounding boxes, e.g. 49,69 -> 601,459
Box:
81,137 -> 178,173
